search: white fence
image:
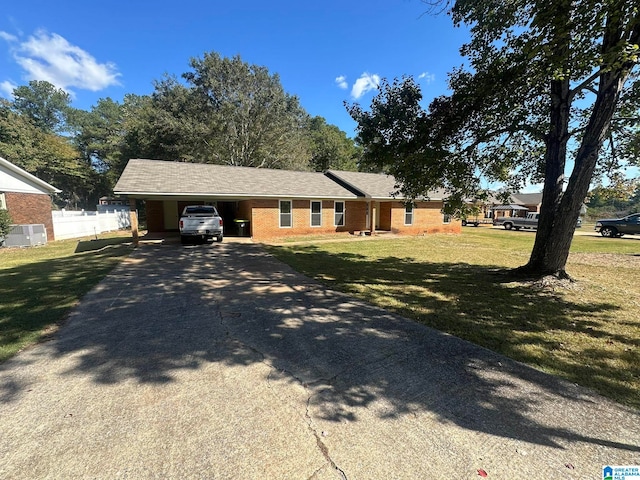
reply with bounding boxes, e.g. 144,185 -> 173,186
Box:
52,209 -> 131,240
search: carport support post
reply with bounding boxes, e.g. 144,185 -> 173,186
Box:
129,199 -> 139,245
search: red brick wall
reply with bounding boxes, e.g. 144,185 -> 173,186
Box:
249,199 -> 368,240
387,201 -> 461,235
379,202 -> 392,230
139,197 -> 460,239
4,192 -> 55,240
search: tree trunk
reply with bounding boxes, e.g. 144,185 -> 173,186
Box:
519,74 -> 630,277
517,75 -> 574,278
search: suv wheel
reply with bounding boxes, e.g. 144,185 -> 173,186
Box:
600,226 -> 617,237
504,222 -> 513,230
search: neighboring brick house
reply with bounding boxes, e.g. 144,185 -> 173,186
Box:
511,193 -> 543,213
113,159 -> 460,240
490,193 -> 543,219
0,156 -> 60,241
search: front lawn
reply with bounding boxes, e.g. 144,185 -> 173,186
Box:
0,233 -> 134,362
268,229 -> 640,409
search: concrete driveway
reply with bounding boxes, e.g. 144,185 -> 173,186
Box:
1,241 -> 638,479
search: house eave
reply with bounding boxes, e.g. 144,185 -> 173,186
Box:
114,191 -> 359,201
0,156 -> 62,194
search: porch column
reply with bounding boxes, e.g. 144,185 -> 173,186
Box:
369,200 -> 376,235
129,198 -> 139,245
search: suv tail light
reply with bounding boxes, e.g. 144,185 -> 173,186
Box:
179,219 -> 183,229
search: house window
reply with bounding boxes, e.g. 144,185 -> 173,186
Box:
404,204 -> 414,225
0,193 -> 6,210
310,201 -> 322,227
334,201 -> 345,226
279,200 -> 292,228
443,213 -> 452,224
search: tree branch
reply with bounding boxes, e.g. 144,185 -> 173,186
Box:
569,69 -> 601,101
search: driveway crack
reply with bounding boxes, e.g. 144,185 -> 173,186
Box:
305,394 -> 348,480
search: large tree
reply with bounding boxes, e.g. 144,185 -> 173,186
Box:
0,99 -> 92,208
306,116 -> 361,172
11,80 -> 72,133
135,53 -> 312,170
349,0 -> 639,278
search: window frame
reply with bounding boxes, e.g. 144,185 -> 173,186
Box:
334,201 -> 345,227
310,200 -> 322,227
0,192 -> 6,210
279,199 -> 293,228
404,204 -> 414,225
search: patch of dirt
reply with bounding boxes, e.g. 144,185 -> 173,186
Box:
530,275 -> 582,292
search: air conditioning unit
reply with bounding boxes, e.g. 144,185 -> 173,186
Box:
4,224 -> 48,247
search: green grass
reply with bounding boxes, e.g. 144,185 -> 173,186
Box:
267,228 -> 640,409
0,233 -> 134,361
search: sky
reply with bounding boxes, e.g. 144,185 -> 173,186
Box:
0,0 -> 469,138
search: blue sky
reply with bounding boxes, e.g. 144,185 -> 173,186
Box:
0,0 -> 469,138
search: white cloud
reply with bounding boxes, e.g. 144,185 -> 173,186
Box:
0,80 -> 17,98
418,72 -> 435,84
5,30 -> 120,93
0,31 -> 18,42
351,72 -> 380,99
335,75 -> 348,89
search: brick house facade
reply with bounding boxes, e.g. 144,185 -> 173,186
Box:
114,159 -> 461,240
1,157 -> 60,241
3,192 -> 56,240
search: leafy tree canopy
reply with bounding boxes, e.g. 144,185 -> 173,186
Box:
307,116 -> 361,172
2,53 -> 360,208
349,0 -> 640,278
131,53 -> 312,170
0,99 -> 92,208
11,80 -> 72,133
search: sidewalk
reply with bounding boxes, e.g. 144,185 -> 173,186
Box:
1,242 -> 638,479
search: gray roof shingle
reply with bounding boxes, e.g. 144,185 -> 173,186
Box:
511,192 -> 543,206
326,170 -> 448,200
114,159 -> 358,199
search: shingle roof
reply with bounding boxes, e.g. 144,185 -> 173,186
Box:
114,159 -> 358,199
326,170 -> 448,200
511,192 -> 543,206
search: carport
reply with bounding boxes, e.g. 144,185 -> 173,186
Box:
491,204 -> 530,218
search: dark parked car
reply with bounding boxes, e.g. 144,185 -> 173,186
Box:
594,213 -> 640,237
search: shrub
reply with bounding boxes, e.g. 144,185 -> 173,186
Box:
0,209 -> 13,244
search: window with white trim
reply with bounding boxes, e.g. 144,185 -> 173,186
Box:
310,201 -> 322,227
279,200 -> 292,228
404,204 -> 414,225
334,201 -> 345,226
0,193 -> 6,210
443,213 -> 452,224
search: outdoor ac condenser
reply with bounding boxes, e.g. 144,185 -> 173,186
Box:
4,224 -> 48,247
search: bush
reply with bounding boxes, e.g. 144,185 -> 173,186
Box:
0,209 -> 13,244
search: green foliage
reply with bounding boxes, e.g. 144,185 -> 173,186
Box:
129,53 -> 312,170
587,182 -> 640,217
349,0 -> 640,275
307,116 -> 360,172
0,209 -> 12,240
1,53 -> 361,209
0,99 -> 94,208
11,80 -> 72,133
